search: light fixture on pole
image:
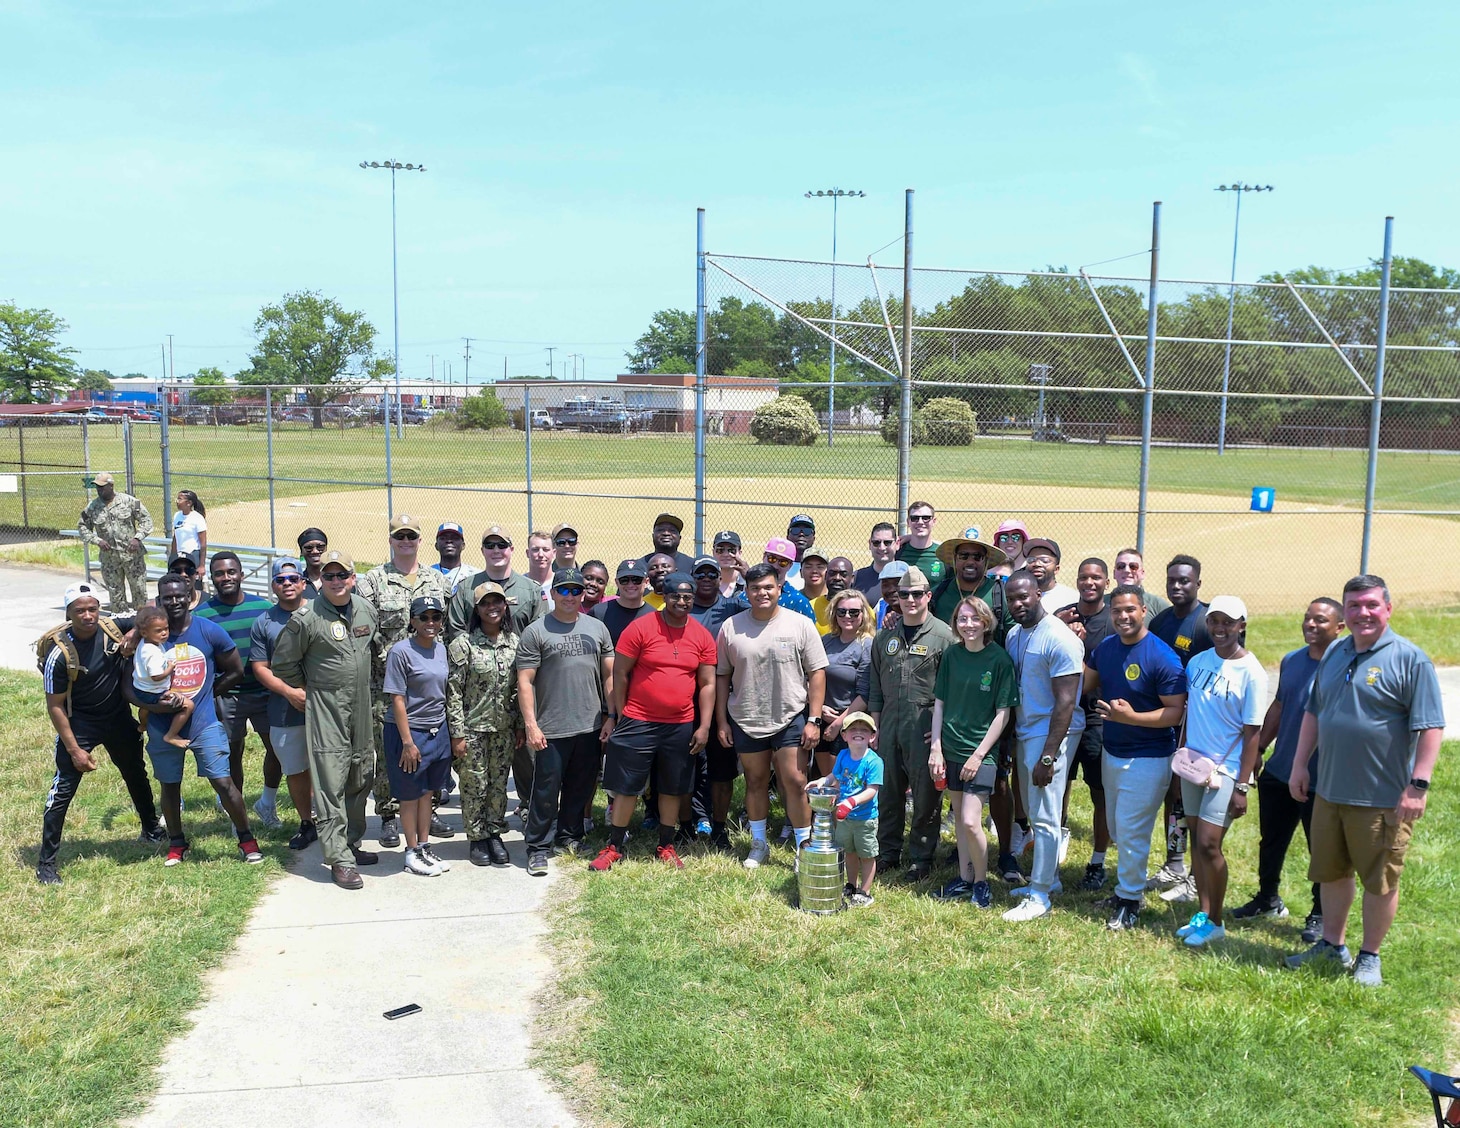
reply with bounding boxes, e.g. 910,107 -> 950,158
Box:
805,189 -> 865,446
1214,182 -> 1273,455
359,159 -> 427,438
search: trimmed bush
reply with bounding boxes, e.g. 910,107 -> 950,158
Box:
880,397 -> 977,446
455,391 -> 511,430
751,395 -> 820,446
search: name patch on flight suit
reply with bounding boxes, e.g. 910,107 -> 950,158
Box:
352,625 -> 372,637
908,644 -> 929,656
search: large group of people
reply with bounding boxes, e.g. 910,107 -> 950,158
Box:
37,482 -> 1446,987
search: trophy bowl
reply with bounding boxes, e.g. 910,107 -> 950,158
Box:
806,782 -> 838,814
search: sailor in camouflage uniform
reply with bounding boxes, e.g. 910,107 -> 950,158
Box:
354,514 -> 452,847
446,581 -> 521,867
77,473 -> 153,614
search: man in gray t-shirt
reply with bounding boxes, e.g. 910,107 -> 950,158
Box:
1286,575 -> 1445,986
515,568 -> 615,871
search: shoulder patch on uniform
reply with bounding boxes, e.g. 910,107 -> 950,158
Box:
885,637 -> 901,655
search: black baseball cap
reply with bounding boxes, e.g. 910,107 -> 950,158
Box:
663,573 -> 695,595
1023,538 -> 1061,561
552,568 -> 587,589
616,558 -> 648,580
410,595 -> 445,616
692,556 -> 720,575
788,513 -> 816,530
712,530 -> 741,548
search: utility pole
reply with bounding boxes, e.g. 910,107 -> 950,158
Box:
462,337 -> 473,392
430,354 -> 438,384
545,347 -> 556,381
1213,182 -> 1274,454
167,334 -> 175,384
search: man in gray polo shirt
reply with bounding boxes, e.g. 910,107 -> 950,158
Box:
1284,574 -> 1445,987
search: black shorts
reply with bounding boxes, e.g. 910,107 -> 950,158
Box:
730,714 -> 807,756
1071,726 -> 1104,788
947,758 -> 997,795
602,717 -> 696,797
383,722 -> 453,801
706,729 -> 740,784
216,691 -> 271,746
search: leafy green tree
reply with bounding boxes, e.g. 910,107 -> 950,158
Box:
190,366 -> 235,406
76,369 -> 114,395
628,310 -> 697,373
241,291 -> 378,427
457,390 -> 510,429
0,303 -> 78,402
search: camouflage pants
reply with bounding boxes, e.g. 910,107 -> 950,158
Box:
458,729 -> 515,841
99,550 -> 148,614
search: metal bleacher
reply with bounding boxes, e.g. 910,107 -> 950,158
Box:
62,533 -> 288,599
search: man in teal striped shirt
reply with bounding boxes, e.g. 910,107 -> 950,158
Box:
196,551 -> 285,827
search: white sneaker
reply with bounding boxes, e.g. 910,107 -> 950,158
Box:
1160,875 -> 1198,903
743,839 -> 770,869
252,797 -> 282,829
1002,894 -> 1051,922
1057,827 -> 1071,864
419,843 -> 451,872
1146,861 -> 1184,890
404,847 -> 440,876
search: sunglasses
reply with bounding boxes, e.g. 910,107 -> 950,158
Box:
870,539 -> 895,547
273,574 -> 303,585
416,612 -> 444,622
765,555 -> 792,568
899,589 -> 931,599
907,514 -> 933,523
955,552 -> 986,561
618,575 -> 646,584
391,531 -> 420,541
554,537 -> 578,547
713,543 -> 738,551
482,540 -> 510,550
321,571 -> 351,582
300,542 -> 327,552
554,586 -> 585,597
664,592 -> 694,602
996,533 -> 1022,542
834,607 -> 863,618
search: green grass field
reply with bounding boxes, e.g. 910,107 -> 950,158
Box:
0,671 -> 281,1128
539,750 -> 1460,1128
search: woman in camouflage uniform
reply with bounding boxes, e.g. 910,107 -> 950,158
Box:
447,581 -> 522,868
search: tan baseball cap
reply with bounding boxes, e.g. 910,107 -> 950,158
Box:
322,549 -> 355,573
551,521 -> 578,538
473,580 -> 506,603
389,514 -> 422,534
842,711 -> 877,733
481,524 -> 513,546
92,472 -> 115,486
898,565 -> 931,592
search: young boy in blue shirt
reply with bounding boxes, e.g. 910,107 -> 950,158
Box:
808,711 -> 883,906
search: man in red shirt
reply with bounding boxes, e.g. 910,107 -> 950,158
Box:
589,574 -> 717,870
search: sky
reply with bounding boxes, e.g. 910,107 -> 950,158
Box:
5,0 -> 1458,385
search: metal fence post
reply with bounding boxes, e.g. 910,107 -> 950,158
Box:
17,420 -> 29,529
897,188 -> 914,531
159,385 -> 172,520
382,383 -> 395,520
1360,216 -> 1395,574
122,417 -> 135,496
1136,200 -> 1161,554
525,380 -> 534,531
265,387 -> 277,549
694,207 -> 708,555
82,416 -> 93,581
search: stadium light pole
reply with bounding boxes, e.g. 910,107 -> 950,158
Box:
360,159 -> 427,439
1214,182 -> 1273,454
805,189 -> 864,446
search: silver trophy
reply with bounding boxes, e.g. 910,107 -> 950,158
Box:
798,783 -> 845,914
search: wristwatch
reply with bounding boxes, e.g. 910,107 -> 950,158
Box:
1234,782 -> 1250,795
1410,778 -> 1431,792
1039,754 -> 1055,767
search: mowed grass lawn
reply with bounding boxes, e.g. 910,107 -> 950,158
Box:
0,670 -> 282,1128
539,749 -> 1460,1128
7,421 -> 1460,532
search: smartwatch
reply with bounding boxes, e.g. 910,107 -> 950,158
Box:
1409,778 -> 1431,792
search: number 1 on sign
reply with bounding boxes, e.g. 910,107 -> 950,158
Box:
1250,487 -> 1275,513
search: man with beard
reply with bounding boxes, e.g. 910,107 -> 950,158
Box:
644,552 -> 676,611
638,512 -> 696,574
1055,557 -> 1114,888
1023,538 -> 1078,614
931,534 -> 1010,642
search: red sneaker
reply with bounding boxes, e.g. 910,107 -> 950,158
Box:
587,844 -> 623,872
655,844 -> 684,869
164,843 -> 190,867
238,838 -> 264,864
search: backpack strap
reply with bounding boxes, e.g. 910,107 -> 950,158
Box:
34,625 -> 83,717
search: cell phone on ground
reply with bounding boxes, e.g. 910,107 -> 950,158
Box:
383,1003 -> 422,1020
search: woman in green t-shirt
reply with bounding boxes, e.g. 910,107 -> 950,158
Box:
929,595 -> 1019,907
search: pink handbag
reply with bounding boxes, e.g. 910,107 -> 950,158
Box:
1172,746 -> 1221,789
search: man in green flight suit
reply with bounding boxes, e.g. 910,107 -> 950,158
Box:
868,565 -> 956,881
354,514 -> 453,847
271,550 -> 380,890
77,472 -> 153,614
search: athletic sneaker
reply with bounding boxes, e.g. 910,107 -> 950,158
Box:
1352,951 -> 1383,988
1159,875 -> 1198,903
526,850 -> 549,877
1230,894 -> 1288,921
404,847 -> 439,876
237,838 -> 264,864
931,877 -> 974,901
1106,898 -> 1141,931
164,842 -> 190,867
998,853 -> 1024,884
1285,938 -> 1354,971
588,844 -> 623,871
1300,913 -> 1324,944
642,814 -> 661,832
849,891 -> 875,908
252,796 -> 282,829
742,839 -> 770,869
1080,863 -> 1107,891
708,828 -> 733,853
288,821 -> 318,851
1002,894 -> 1051,922
1183,919 -> 1227,948
1176,911 -> 1209,939
655,844 -> 685,869
137,823 -> 167,845
843,882 -> 856,900
1146,862 -> 1185,890
36,861 -> 61,886
970,880 -> 993,909
419,843 -> 450,872
695,818 -> 713,837
1057,827 -> 1071,864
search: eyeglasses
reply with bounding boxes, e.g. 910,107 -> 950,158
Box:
870,539 -> 895,547
618,576 -> 645,584
416,612 -> 444,622
1114,562 -> 1141,571
391,531 -> 420,541
765,555 -> 792,568
954,552 -> 986,561
554,586 -> 585,597
899,589 -> 931,599
482,540 -> 510,550
554,537 -> 578,547
834,607 -> 863,618
321,571 -> 350,582
907,514 -> 933,523
300,542 -> 326,552
664,592 -> 694,602
273,574 -> 303,585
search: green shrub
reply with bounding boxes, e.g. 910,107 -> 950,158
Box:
880,397 -> 977,446
455,391 -> 511,430
750,395 -> 820,446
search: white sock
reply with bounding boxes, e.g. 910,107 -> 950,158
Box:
1090,850 -> 1106,865
261,786 -> 278,805
749,819 -> 767,843
794,826 -> 811,848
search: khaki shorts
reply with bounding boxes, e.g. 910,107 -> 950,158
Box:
834,816 -> 879,859
1308,795 -> 1414,895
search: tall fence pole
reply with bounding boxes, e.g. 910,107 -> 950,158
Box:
1136,200 -> 1161,554
17,421 -> 29,529
122,417 -> 135,496
524,380 -> 534,532
694,207 -> 708,556
265,388 -> 277,549
159,386 -> 172,524
81,416 -> 93,580
897,188 -> 914,532
1360,216 -> 1395,574
382,384 -> 395,520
